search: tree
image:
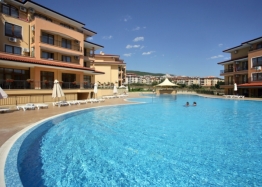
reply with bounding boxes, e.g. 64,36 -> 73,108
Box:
215,81 -> 225,89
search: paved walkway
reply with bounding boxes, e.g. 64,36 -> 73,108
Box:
1,92 -> 262,147
0,93 -> 142,147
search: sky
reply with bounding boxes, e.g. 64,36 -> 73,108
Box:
33,0 -> 262,77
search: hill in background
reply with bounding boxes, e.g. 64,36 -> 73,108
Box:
126,70 -> 166,76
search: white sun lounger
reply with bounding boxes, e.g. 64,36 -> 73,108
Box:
35,103 -> 48,109
0,108 -> 10,113
76,100 -> 88,104
53,101 -> 70,107
17,103 -> 36,111
67,100 -> 79,105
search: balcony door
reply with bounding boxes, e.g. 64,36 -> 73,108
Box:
41,71 -> 54,89
62,73 -> 76,88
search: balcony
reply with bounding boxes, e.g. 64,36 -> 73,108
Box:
32,15 -> 83,34
235,66 -> 248,71
0,80 -> 93,90
220,69 -> 234,75
40,36 -> 82,52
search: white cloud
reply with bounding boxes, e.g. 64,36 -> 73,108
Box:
133,37 -> 144,42
126,45 -> 133,49
133,26 -> 140,31
88,37 -> 93,41
126,44 -> 140,49
124,15 -> 132,22
124,53 -> 132,57
210,55 -> 224,59
102,35 -> 112,40
218,43 -> 223,47
140,46 -> 144,49
142,51 -> 155,55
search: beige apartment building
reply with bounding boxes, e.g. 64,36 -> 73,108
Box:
218,36 -> 262,97
200,76 -> 222,87
92,52 -> 126,87
0,0 -> 127,105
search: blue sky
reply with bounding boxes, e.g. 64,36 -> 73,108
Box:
34,0 -> 262,77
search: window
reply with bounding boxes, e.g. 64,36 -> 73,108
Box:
41,71 -> 54,82
2,4 -> 18,18
252,73 -> 262,81
252,57 -> 262,67
41,32 -> 54,45
5,22 -> 22,38
5,45 -> 21,55
257,43 -> 262,49
62,38 -> 71,49
62,55 -> 71,62
41,51 -> 54,59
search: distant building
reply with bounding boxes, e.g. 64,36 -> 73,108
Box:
93,52 -> 126,86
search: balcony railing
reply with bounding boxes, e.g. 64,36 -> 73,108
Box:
0,80 -> 93,90
220,69 -> 234,74
40,36 -> 82,52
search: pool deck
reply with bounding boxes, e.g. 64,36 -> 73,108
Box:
1,92 -> 262,147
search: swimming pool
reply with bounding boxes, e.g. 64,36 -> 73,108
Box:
3,95 -> 262,186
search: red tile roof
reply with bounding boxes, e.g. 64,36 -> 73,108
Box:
238,82 -> 262,87
0,53 -> 104,74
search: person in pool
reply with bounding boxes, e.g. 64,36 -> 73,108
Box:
185,102 -> 189,106
193,102 -> 197,106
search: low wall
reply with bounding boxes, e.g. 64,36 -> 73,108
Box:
156,89 -> 177,95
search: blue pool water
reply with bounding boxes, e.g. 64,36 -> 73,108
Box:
8,95 -> 262,186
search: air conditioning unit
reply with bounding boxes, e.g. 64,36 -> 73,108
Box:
9,37 -> 17,42
23,48 -> 29,53
28,7 -> 35,13
31,26 -> 35,31
20,6 -> 27,12
256,66 -> 261,71
235,62 -> 239,64
48,58 -> 53,60
74,56 -> 79,60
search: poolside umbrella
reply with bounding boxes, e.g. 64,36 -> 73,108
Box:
93,82 -> 98,98
234,83 -> 238,92
52,79 -> 64,101
0,87 -> 8,99
113,84 -> 118,95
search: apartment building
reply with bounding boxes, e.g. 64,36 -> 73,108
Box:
126,73 -> 139,84
0,0 -> 107,104
92,52 -> 126,86
218,36 -> 262,97
200,76 -> 222,87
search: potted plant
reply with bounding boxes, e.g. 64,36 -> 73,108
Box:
27,79 -> 34,83
6,79 -> 14,83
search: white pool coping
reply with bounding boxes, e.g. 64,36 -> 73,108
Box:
0,101 -> 141,187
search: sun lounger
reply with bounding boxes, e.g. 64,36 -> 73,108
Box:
0,108 -> 10,113
53,101 -> 70,107
67,100 -> 79,105
35,103 -> 48,109
17,103 -> 36,111
76,100 -> 88,104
